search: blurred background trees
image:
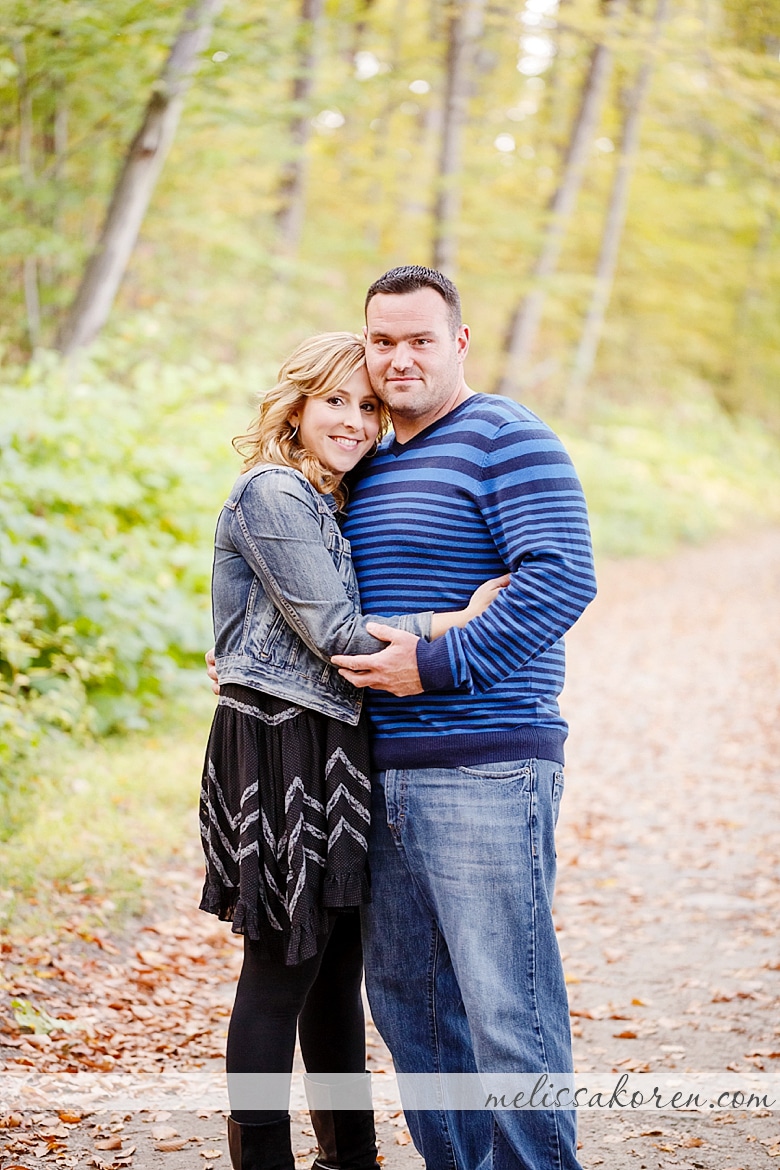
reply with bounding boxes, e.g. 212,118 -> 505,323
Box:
1,0 -> 777,418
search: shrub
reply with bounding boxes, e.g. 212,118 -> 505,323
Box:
560,396 -> 780,557
0,350 -> 243,812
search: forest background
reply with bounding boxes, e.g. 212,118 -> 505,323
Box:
1,0 -> 779,919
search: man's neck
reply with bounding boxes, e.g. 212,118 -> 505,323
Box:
391,384 -> 475,445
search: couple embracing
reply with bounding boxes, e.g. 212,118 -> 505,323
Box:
199,265 -> 597,1170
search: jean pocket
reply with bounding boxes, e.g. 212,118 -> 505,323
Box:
458,761 -> 532,786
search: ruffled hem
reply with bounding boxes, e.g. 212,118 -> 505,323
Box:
199,872 -> 369,966
199,876 -> 236,919
322,869 -> 371,908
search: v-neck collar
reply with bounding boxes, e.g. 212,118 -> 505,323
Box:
387,395 -> 482,456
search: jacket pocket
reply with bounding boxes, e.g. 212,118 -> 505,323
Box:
258,610 -> 302,668
240,577 -> 259,649
326,524 -> 359,602
240,585 -> 299,668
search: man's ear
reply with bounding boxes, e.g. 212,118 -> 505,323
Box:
456,324 -> 470,363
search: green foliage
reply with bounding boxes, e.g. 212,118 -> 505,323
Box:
0,1 -> 188,336
561,396 -> 780,557
722,0 -> 780,55
11,997 -> 80,1034
0,347 -> 244,824
2,0 -> 779,424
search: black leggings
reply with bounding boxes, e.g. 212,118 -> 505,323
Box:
226,912 -> 366,1124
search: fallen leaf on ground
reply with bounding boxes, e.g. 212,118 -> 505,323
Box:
95,1136 -> 123,1150
151,1126 -> 179,1141
136,950 -> 168,968
155,1137 -> 189,1152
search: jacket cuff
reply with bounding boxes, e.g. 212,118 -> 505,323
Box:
416,635 -> 457,692
400,610 -> 433,640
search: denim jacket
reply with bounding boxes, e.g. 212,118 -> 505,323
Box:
212,463 -> 432,724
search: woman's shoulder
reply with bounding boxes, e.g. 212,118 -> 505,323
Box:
231,462 -> 329,513
233,462 -> 309,493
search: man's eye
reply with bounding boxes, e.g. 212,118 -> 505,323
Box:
413,338 -> 430,346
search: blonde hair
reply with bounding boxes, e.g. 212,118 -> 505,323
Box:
233,332 -> 388,507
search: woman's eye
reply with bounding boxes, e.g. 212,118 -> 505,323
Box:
327,396 -> 344,406
361,402 -> 376,412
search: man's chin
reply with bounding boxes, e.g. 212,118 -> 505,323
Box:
380,387 -> 429,417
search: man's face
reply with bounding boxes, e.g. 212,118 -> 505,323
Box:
364,288 -> 469,424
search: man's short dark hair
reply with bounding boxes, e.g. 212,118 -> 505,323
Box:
365,265 -> 462,336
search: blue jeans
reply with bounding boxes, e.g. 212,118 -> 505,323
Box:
361,759 -> 582,1170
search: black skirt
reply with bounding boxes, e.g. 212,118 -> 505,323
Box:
199,683 -> 372,966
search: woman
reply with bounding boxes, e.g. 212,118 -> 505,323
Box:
199,332 -> 506,1170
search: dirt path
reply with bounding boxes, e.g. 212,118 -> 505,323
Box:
559,527 -> 780,1167
2,529 -> 779,1169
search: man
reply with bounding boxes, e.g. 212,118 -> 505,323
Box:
209,266 -> 595,1169
329,266 -> 596,1170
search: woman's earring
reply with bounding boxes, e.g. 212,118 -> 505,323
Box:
365,439 -> 379,458
288,424 -> 299,441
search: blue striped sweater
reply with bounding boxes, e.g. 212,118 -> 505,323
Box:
342,393 -> 597,770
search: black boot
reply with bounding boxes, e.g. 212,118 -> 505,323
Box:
227,1115 -> 295,1170
304,1073 -> 380,1170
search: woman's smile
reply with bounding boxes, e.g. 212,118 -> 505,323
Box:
290,366 -> 381,478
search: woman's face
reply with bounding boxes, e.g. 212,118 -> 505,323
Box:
290,366 -> 381,479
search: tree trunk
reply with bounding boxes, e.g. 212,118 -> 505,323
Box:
53,81 -> 68,184
538,0 -> 578,164
274,0 -> 325,254
565,0 -> 668,414
55,0 -> 222,357
431,0 -> 487,276
495,0 -> 626,397
364,0 -> 409,250
14,41 -> 41,353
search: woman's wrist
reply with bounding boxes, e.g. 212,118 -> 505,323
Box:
430,609 -> 470,639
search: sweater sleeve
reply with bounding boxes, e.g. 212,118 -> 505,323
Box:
415,419 -> 597,693
231,470 -> 432,664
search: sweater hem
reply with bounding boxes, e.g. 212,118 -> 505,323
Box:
371,727 -> 566,771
